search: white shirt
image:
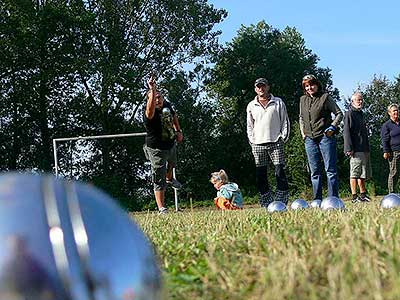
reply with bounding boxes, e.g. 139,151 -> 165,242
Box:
246,94 -> 290,144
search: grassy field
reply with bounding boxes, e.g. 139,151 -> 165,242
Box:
132,200 -> 400,300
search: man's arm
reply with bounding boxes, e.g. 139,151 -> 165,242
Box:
279,101 -> 290,143
343,111 -> 353,154
145,77 -> 156,120
381,122 -> 392,159
246,104 -> 255,144
173,114 -> 183,143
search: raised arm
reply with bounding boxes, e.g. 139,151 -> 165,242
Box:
145,76 -> 157,120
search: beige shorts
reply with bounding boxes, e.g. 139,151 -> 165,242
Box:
350,152 -> 371,179
143,144 -> 177,191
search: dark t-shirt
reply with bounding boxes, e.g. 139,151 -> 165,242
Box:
381,119 -> 400,153
144,100 -> 176,150
343,106 -> 370,153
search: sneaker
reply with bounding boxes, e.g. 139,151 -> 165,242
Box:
166,178 -> 182,189
360,194 -> 371,202
158,207 -> 168,215
351,196 -> 362,203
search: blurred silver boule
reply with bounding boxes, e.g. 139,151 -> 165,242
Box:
310,199 -> 322,208
380,193 -> 400,209
267,201 -> 287,213
320,196 -> 345,211
290,199 -> 309,210
0,173 -> 162,300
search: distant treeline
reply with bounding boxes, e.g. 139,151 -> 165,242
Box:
1,1 -> 399,210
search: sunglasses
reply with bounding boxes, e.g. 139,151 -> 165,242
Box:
302,74 -> 316,81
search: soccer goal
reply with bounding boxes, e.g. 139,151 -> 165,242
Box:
52,132 -> 180,211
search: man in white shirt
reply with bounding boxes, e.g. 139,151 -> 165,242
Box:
246,78 -> 290,207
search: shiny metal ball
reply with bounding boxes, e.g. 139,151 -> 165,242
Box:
310,199 -> 322,208
320,196 -> 345,211
267,201 -> 287,213
162,107 -> 171,116
0,173 -> 162,300
290,199 -> 309,210
380,193 -> 400,209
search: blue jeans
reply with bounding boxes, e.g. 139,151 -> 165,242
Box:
305,136 -> 339,200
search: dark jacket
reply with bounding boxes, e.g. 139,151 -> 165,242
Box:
299,92 -> 343,139
343,106 -> 370,153
381,119 -> 400,153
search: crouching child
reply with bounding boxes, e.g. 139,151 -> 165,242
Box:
210,170 -> 244,210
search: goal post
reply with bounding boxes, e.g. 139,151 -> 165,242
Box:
52,132 -> 180,211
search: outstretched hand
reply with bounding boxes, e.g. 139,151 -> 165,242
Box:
147,76 -> 156,90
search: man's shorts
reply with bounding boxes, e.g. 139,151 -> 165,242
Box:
350,152 -> 371,179
251,139 -> 285,167
143,144 -> 177,191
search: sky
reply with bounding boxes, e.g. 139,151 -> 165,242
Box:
208,0 -> 400,99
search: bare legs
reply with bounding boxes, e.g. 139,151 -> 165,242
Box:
350,178 -> 367,195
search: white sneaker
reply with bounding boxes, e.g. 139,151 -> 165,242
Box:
158,207 -> 168,215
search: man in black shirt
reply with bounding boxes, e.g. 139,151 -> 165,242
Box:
381,103 -> 400,193
144,77 -> 183,214
343,92 -> 371,202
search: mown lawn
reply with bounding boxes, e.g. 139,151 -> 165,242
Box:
132,200 -> 400,300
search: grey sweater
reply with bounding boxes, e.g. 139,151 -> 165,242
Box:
247,95 -> 290,144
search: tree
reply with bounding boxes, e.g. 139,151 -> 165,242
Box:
206,21 -> 339,198
0,0 -> 82,171
154,69 -> 221,202
344,75 -> 400,194
0,0 -> 226,209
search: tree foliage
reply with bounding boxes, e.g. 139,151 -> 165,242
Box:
206,21 -> 339,197
344,75 -> 400,194
2,1 -> 399,209
0,0 -> 226,208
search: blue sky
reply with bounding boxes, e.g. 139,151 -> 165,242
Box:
208,0 -> 400,99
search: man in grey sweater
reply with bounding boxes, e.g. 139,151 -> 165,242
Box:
246,78 -> 290,207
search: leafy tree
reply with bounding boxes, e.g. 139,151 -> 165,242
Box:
0,0 -> 226,209
150,69 -> 220,203
69,0 -> 226,206
344,75 -> 400,194
0,0 -> 81,171
206,21 -> 339,198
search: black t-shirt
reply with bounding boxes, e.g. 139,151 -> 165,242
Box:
144,100 -> 176,150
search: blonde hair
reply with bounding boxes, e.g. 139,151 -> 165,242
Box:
210,169 -> 229,184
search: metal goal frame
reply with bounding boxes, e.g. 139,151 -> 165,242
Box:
52,132 -> 180,211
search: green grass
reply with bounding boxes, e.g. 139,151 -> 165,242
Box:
132,200 -> 400,300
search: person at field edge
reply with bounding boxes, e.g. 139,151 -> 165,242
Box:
381,103 -> 400,193
246,78 -> 290,207
343,92 -> 372,203
143,76 -> 183,214
210,169 -> 244,210
299,74 -> 343,201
